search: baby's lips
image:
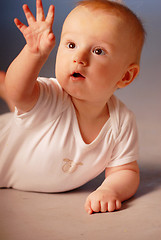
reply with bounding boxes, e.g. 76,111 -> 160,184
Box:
71,69 -> 86,79
72,72 -> 85,78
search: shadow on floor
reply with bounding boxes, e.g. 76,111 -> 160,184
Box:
136,163 -> 161,197
77,162 -> 161,200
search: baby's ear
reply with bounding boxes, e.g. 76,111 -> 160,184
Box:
117,64 -> 140,88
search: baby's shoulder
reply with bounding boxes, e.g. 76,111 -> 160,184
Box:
109,95 -> 134,119
108,95 -> 136,139
37,77 -> 63,93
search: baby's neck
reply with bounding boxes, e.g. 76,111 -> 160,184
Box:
72,98 -> 110,144
72,98 -> 108,120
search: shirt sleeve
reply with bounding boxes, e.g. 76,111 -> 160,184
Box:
14,77 -> 70,129
107,108 -> 139,168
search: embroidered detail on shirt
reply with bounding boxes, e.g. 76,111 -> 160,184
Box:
62,159 -> 83,173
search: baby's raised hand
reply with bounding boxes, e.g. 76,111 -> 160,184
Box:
85,187 -> 122,214
14,0 -> 55,57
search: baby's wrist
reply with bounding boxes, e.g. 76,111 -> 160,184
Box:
24,45 -> 49,64
97,185 -> 120,198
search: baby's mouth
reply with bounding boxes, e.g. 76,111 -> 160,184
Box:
71,72 -> 85,79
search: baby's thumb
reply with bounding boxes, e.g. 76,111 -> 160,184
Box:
84,199 -> 93,215
46,33 -> 56,51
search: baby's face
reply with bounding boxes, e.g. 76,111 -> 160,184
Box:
55,6 -> 132,104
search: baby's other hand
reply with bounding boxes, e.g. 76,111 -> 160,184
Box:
84,188 -> 121,214
14,0 -> 55,57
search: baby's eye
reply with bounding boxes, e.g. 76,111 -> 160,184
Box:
67,42 -> 76,49
93,48 -> 106,55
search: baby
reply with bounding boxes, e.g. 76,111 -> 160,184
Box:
0,0 -> 145,214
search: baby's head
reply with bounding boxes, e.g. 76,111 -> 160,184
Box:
76,0 -> 145,64
55,0 -> 145,102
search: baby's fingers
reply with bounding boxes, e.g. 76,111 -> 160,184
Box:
90,200 -> 101,213
46,5 -> 55,26
14,18 -> 27,33
23,4 -> 36,25
100,200 -> 121,212
36,0 -> 45,21
84,199 -> 93,215
116,199 -> 122,210
108,200 -> 122,212
107,201 -> 116,212
100,201 -> 108,213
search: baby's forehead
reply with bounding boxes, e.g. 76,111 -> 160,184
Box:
63,6 -> 128,39
64,5 -> 126,28
68,5 -> 120,17
66,5 -> 142,42
69,4 -> 124,20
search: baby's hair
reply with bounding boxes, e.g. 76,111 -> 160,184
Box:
77,0 -> 146,63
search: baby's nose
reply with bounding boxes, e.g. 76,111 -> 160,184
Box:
73,51 -> 88,66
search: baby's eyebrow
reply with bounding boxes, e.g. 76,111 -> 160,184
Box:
61,31 -> 76,38
96,40 -> 114,48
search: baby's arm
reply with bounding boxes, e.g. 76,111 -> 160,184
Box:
5,0 -> 55,112
85,161 -> 140,214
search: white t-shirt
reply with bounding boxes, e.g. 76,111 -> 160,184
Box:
0,78 -> 138,192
